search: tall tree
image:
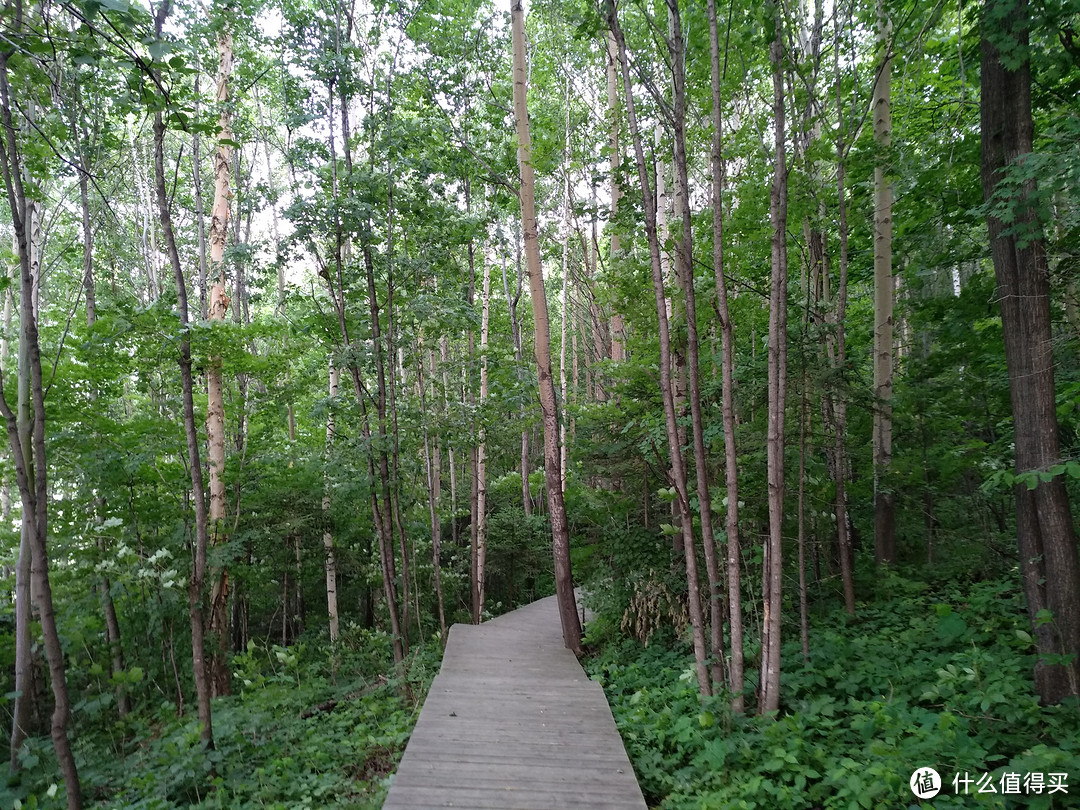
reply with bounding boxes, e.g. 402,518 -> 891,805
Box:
323,359 -> 340,643
667,0 -> 724,693
707,0 -> 745,712
153,0 -> 214,747
607,0 -> 710,696
475,245 -> 491,619
0,20 -> 82,804
871,0 -> 895,565
831,0 -> 856,615
760,5 -> 789,715
605,31 -> 624,372
511,0 -> 582,654
418,345 -> 447,642
206,9 -> 235,697
981,0 -> 1080,703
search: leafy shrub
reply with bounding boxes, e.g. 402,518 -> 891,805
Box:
587,576 -> 1080,809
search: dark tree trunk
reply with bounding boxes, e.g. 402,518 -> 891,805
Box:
981,0 -> 1080,703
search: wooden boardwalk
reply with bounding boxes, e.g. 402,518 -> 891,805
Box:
383,596 -> 647,809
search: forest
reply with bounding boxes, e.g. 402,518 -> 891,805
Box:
0,0 -> 1078,804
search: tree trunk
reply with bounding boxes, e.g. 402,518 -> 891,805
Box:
324,359 -> 340,643
797,384 -> 810,661
605,31 -> 624,372
560,79 -> 571,494
193,75 -> 209,320
981,0 -> 1080,703
707,0 -> 745,713
442,336 -> 459,541
511,0 -> 583,654
8,225 -> 33,777
760,15 -> 789,716
668,0 -> 724,694
476,246 -> 491,618
607,0 -> 709,695
0,53 -> 83,803
832,3 -> 856,615
361,237 -> 406,665
384,71 -> 412,652
871,0 -> 896,565
153,53 -> 214,747
206,21 -> 234,698
419,347 -> 448,643
501,234 -> 531,515
467,182 -> 481,626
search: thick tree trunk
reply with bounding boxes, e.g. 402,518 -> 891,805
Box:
981,0 -> 1080,703
871,0 -> 896,565
707,0 -> 745,713
608,0 -> 709,696
511,0 -> 583,654
206,22 -> 234,698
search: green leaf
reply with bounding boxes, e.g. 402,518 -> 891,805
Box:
147,40 -> 171,60
936,612 -> 968,642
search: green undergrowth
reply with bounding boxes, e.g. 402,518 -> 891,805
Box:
3,628 -> 440,809
586,576 -> 1080,809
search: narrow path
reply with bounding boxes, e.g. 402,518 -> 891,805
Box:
383,595 -> 647,809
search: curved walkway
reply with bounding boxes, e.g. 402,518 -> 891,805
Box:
383,595 -> 647,809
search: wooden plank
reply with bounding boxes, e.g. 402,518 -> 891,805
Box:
384,785 -> 640,810
382,595 -> 646,810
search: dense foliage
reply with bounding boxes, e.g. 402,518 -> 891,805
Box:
0,0 -> 1076,803
587,576 -> 1080,808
